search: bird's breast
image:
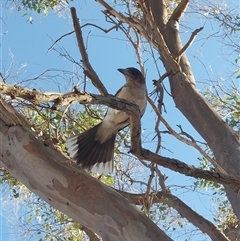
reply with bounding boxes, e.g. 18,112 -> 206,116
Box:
116,85 -> 147,113
96,84 -> 147,143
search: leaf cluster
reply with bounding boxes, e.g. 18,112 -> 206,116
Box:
10,0 -> 72,14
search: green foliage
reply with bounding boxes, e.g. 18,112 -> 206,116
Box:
11,0 -> 72,14
214,194 -> 239,231
100,174 -> 115,185
194,156 -> 222,191
0,168 -> 21,199
218,13 -> 240,34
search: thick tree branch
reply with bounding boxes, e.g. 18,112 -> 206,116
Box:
70,7 -> 108,95
1,84 -> 240,191
0,81 -> 61,103
0,82 -> 140,114
138,0 -> 180,73
134,148 -> 240,193
0,97 -> 172,241
118,190 -> 230,241
170,0 -> 190,22
162,192 -> 230,241
80,225 -> 101,241
145,0 -> 168,26
142,0 -> 240,217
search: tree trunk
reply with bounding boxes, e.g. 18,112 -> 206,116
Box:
146,0 -> 240,218
0,98 -> 172,241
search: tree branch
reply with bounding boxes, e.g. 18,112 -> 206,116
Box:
162,192 -> 230,241
138,0 -> 180,74
70,7 -> 108,95
0,82 -> 140,115
141,149 -> 240,193
170,0 -> 190,22
48,31 -> 75,52
147,95 -> 225,172
145,0 -> 168,26
1,83 -> 240,191
175,27 -> 204,60
96,0 -> 180,74
80,225 -> 101,241
117,190 -> 230,241
0,97 -> 172,241
0,81 -> 61,103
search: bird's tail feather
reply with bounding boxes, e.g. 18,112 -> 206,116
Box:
66,123 -> 116,174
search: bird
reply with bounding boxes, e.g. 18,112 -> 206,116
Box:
66,67 -> 147,174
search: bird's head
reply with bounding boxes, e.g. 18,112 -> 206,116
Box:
118,67 -> 145,85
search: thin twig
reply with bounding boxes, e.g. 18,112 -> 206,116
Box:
82,21 -> 122,33
177,124 -> 196,142
154,166 -> 168,191
47,31 -> 74,52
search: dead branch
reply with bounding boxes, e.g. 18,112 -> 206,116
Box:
47,20 -> 121,54
48,31 -> 74,52
0,81 -> 62,103
0,81 -> 138,113
82,22 -> 122,33
177,124 -> 196,142
70,7 -> 108,95
154,166 -> 168,191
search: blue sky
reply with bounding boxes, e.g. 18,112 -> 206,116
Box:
0,0 -> 238,240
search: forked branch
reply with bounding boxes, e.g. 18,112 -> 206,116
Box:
170,0 -> 190,22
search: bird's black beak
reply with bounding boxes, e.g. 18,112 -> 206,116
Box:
118,68 -> 130,77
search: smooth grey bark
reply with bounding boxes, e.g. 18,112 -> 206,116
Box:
146,0 -> 240,218
0,98 -> 172,241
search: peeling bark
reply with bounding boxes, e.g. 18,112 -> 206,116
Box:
0,98 -> 172,241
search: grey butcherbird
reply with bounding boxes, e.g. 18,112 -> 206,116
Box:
66,67 -> 147,174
